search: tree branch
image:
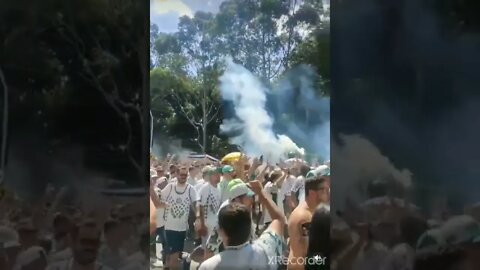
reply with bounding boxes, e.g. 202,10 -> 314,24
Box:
57,20 -> 143,176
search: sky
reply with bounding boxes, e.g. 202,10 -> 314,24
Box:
150,0 -> 225,33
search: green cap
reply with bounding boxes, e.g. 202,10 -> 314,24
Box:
202,165 -> 222,176
222,165 -> 234,174
226,179 -> 254,200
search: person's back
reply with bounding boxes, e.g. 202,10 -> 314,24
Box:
199,203 -> 285,270
201,180 -> 287,270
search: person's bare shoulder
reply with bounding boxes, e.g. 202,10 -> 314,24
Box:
289,205 -> 311,226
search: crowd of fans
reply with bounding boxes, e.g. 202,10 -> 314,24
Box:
3,151 -> 480,270
149,153 -> 331,270
0,181 -> 150,270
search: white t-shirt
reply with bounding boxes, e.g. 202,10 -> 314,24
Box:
218,179 -> 231,203
352,241 -> 391,270
263,182 -> 279,224
161,182 -> 199,232
291,176 -> 306,203
277,176 -> 294,214
200,229 -> 285,270
198,183 -> 221,231
188,176 -> 197,186
194,179 -> 206,192
155,177 -> 169,228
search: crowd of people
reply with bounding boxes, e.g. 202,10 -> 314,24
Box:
0,181 -> 151,270
3,151 -> 480,270
149,153 -> 331,270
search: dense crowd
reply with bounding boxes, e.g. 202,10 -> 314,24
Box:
149,154 -> 331,270
0,181 -> 150,270
3,152 -> 480,270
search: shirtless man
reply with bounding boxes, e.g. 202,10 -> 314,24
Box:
287,175 -> 330,270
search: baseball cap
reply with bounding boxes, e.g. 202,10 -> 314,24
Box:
306,165 -> 330,179
222,165 -> 234,174
207,166 -> 223,175
226,179 -> 254,200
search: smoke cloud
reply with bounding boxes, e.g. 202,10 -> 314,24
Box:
332,134 -> 413,209
219,58 -> 307,163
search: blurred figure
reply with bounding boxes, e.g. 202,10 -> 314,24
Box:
199,180 -> 286,270
16,219 -> 39,251
97,219 -> 126,269
381,214 -> 428,270
197,166 -> 222,251
305,205 -> 330,270
204,179 -> 256,260
415,215 -> 480,270
288,175 -> 330,270
48,214 -> 73,263
14,246 -> 48,270
0,226 -> 21,270
218,165 -> 235,203
46,220 -> 110,270
119,230 -> 150,270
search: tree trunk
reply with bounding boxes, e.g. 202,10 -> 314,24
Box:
202,86 -> 207,154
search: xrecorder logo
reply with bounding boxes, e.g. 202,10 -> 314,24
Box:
268,255 -> 327,266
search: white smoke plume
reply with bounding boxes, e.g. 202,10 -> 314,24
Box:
333,134 -> 413,210
219,58 -> 305,162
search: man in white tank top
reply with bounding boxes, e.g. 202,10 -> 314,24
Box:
161,166 -> 199,269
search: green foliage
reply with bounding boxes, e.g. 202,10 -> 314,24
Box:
150,0 -> 331,155
1,0 -> 149,182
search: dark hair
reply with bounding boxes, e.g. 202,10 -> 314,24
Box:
53,214 -> 70,228
305,176 -> 327,197
414,247 -> 467,270
300,165 -> 311,177
218,203 -> 252,246
400,215 -> 428,247
306,206 -> 330,270
70,220 -> 98,240
103,219 -> 120,234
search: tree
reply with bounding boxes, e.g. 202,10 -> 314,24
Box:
1,0 -> 149,186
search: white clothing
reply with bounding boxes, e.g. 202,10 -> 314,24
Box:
119,252 -> 148,270
352,241 -> 391,270
262,182 -> 279,224
194,179 -> 206,192
188,176 -> 197,186
198,183 -> 221,231
380,243 -> 415,270
161,182 -> 199,231
291,176 -> 306,203
218,179 -> 231,203
155,177 -> 168,228
97,244 -> 127,269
